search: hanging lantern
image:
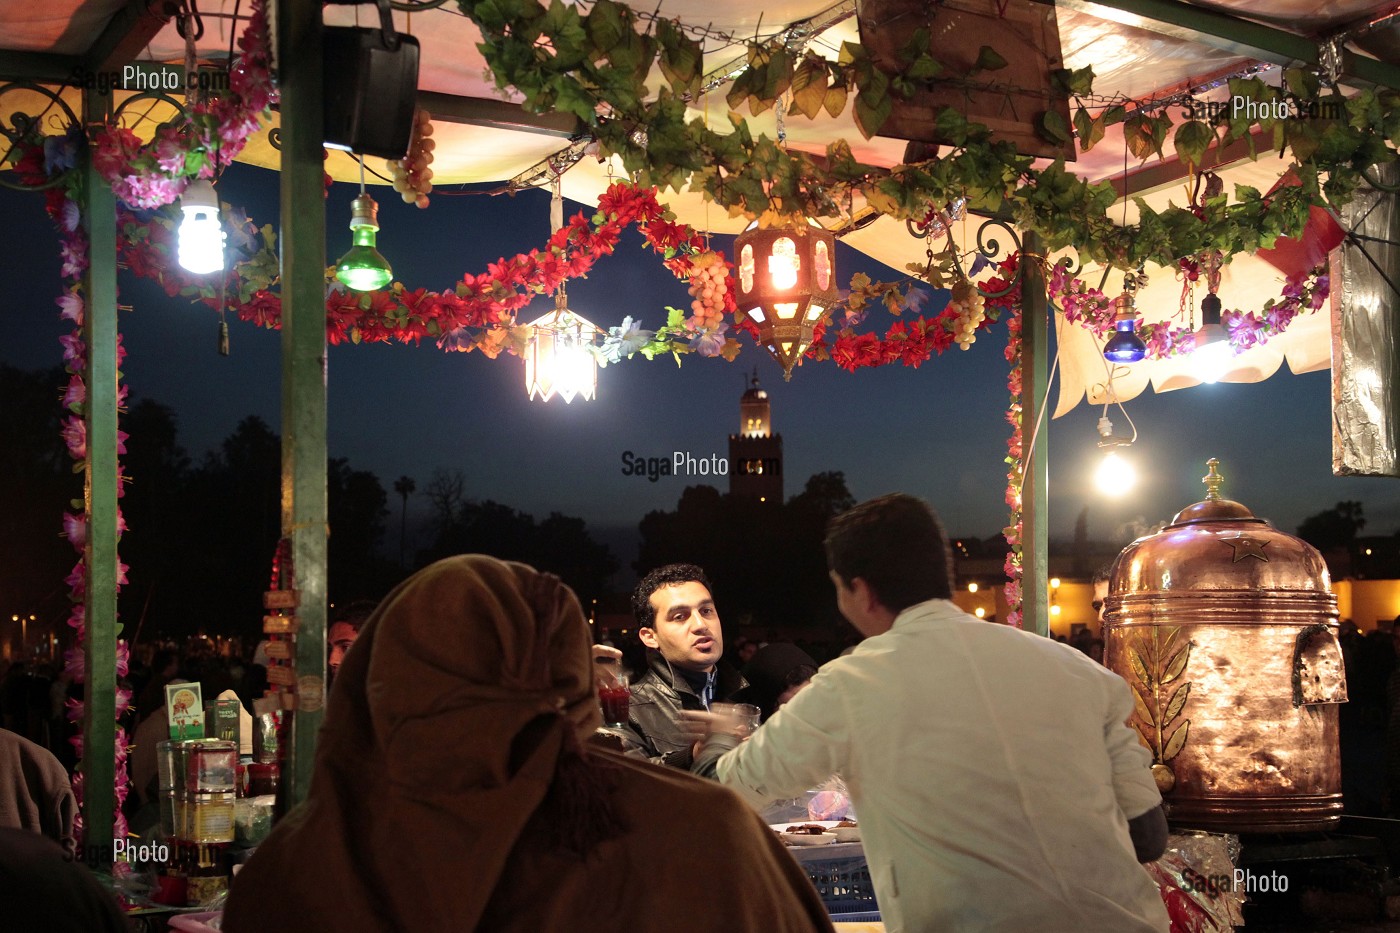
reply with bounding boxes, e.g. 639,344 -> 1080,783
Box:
733,218 -> 838,381
524,286 -> 599,403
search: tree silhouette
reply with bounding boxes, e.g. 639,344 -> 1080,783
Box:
393,475 -> 415,567
421,498 -> 618,607
0,365 -> 72,626
634,472 -> 856,633
1297,501 -> 1366,552
327,458 -> 392,604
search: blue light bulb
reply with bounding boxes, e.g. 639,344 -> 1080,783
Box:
1103,318 -> 1147,363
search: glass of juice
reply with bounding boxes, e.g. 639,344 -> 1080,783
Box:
598,671 -> 631,727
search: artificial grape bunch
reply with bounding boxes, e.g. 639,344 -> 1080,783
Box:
686,251 -> 730,328
949,280 -> 986,350
386,108 -> 435,208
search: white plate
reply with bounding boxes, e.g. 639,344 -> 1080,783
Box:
780,831 -> 838,846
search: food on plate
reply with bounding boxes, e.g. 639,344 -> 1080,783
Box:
836,820 -> 858,827
784,824 -> 828,835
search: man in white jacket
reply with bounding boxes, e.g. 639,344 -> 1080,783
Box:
693,493 -> 1170,933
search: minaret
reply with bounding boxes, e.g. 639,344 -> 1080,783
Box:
729,370 -> 783,503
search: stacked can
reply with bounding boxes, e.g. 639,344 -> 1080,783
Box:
185,739 -> 237,843
157,738 -> 237,844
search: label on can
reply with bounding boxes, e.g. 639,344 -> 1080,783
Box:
187,874 -> 229,907
189,797 -> 235,842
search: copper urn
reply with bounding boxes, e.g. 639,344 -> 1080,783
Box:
1103,459 -> 1347,833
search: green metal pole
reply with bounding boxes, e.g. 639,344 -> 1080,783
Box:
1020,232 -> 1050,638
81,85 -> 119,858
277,0 -> 328,806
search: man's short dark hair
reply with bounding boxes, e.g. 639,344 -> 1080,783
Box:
824,493 -> 953,613
332,599 -> 378,633
632,563 -> 713,630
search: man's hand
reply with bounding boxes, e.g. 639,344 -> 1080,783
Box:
592,644 -> 624,687
678,709 -> 719,762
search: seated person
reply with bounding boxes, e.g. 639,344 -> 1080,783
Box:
223,555 -> 835,933
0,727 -> 77,854
0,827 -> 131,932
328,599 -> 375,687
735,643 -> 818,722
604,564 -> 748,768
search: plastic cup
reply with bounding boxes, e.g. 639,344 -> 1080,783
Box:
710,702 -> 762,738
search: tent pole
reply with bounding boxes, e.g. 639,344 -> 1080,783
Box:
277,0 -> 328,806
1021,232 -> 1050,637
81,84 -> 119,858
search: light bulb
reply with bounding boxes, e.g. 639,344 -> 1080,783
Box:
335,194 -> 393,291
1104,318 -> 1147,362
1192,326 -> 1234,383
178,179 -> 225,275
1095,449 -> 1136,497
1191,292 -> 1233,383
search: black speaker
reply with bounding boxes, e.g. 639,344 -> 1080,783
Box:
323,24 -> 420,159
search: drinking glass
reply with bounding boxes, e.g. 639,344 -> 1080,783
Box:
598,670 -> 631,727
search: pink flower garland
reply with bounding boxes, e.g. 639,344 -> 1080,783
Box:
984,257 -> 1024,628
53,239 -> 134,848
1048,261 -> 1330,360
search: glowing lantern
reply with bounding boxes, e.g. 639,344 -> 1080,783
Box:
524,286 -> 599,403
733,218 -> 838,381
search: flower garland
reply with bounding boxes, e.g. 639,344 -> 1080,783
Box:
104,167 -> 1328,377
984,257 -> 1024,628
18,156 -> 137,845
116,181 -> 742,360
1049,260 -> 1331,360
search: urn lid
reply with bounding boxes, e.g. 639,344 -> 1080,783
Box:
1109,459 -> 1332,597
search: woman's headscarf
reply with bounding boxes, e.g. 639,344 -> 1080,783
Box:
223,555 -> 613,931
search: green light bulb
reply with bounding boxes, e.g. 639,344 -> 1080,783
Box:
335,194 -> 393,291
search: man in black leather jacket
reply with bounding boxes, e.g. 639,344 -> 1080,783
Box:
608,564 -> 747,768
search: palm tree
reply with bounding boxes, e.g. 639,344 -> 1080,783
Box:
393,475 -> 416,567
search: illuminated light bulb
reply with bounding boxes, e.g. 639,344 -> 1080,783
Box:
1192,330 -> 1234,383
1192,293 -> 1233,384
967,582 -> 979,594
1050,604 -> 1062,616
1050,578 -> 1061,589
178,179 -> 226,274
1104,319 -> 1147,363
768,238 -> 799,289
975,607 -> 986,618
335,194 -> 393,291
1095,449 -> 1137,497
1103,289 -> 1146,363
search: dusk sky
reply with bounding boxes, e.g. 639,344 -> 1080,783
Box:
6,161 -> 1400,564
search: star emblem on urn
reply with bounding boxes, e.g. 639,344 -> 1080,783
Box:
1223,533 -> 1270,563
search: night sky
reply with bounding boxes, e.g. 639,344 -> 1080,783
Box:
5,161 -> 1400,567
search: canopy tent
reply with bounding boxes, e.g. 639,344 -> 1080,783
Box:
2,0 -> 1398,851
